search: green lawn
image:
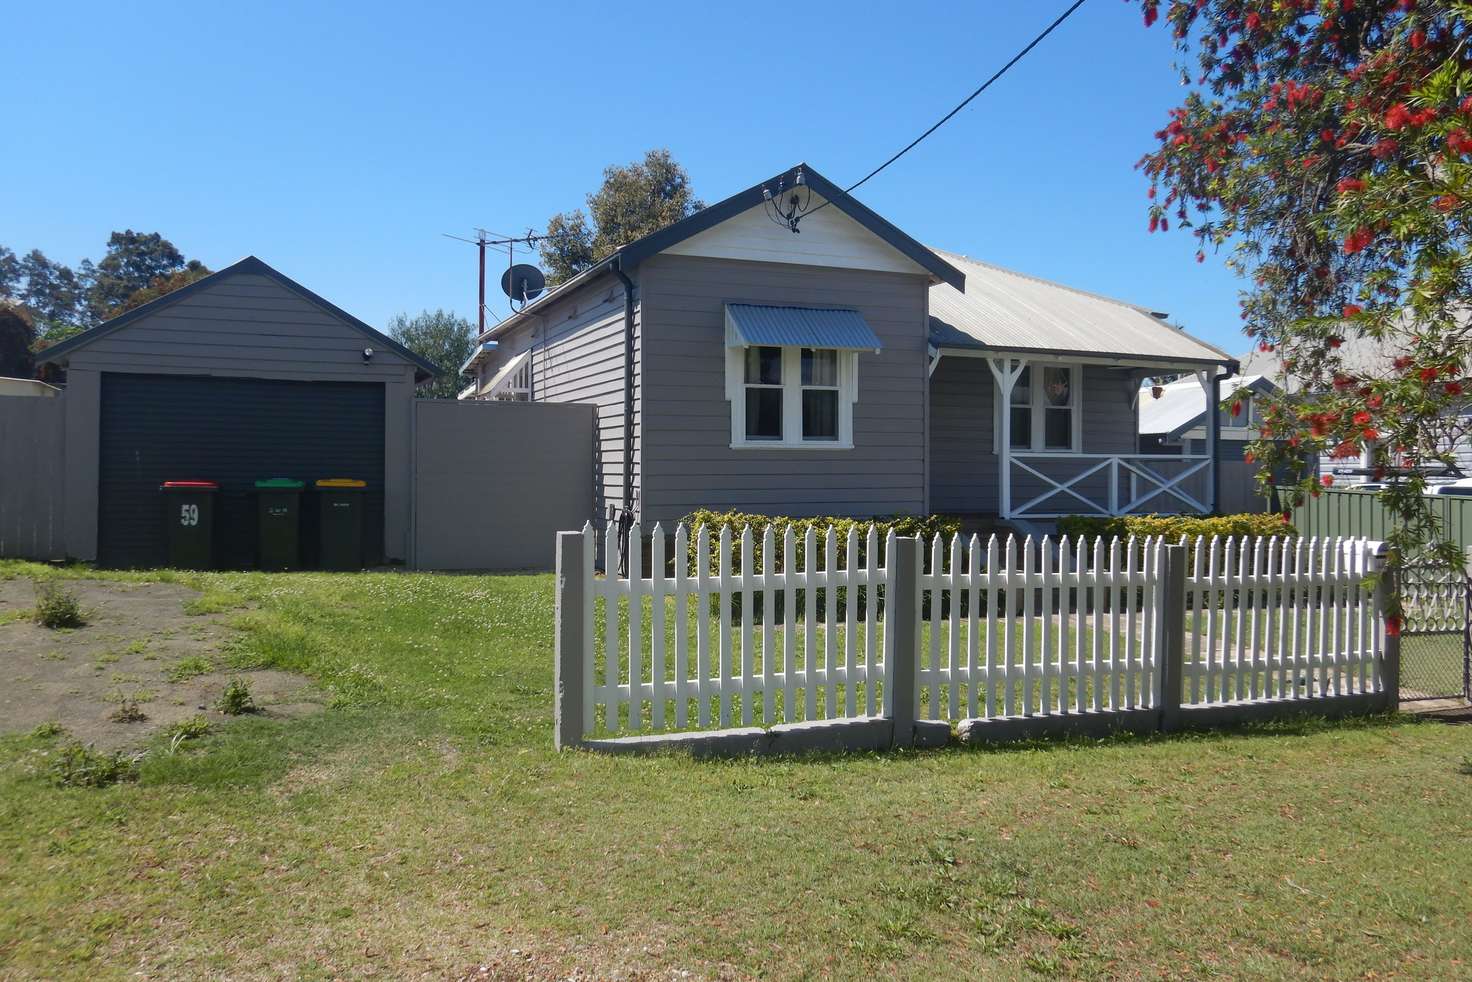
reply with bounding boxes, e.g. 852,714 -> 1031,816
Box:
2,561 -> 1469,980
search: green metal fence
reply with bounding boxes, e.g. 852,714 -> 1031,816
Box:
1287,488 -> 1472,551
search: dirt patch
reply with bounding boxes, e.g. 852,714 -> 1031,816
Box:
0,578 -> 321,748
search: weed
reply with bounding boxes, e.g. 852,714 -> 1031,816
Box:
38,650 -> 65,662
34,582 -> 84,629
167,656 -> 214,682
109,695 -> 148,723
30,721 -> 65,739
125,640 -> 147,655
46,741 -> 139,788
216,677 -> 258,715
1459,756 -> 1472,777
161,715 -> 211,742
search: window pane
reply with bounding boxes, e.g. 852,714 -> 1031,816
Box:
1043,366 -> 1072,407
745,388 -> 783,440
802,348 -> 838,386
1044,407 -> 1072,449
1010,406 -> 1032,448
802,389 -> 838,440
744,346 -> 782,385
1010,366 -> 1031,405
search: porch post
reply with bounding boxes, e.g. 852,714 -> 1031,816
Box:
988,358 -> 1022,519
1197,369 -> 1222,515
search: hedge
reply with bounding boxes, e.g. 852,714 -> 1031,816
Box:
675,510 -> 963,620
678,509 -> 962,575
1056,513 -> 1296,544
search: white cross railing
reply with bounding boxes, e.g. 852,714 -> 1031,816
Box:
1008,453 -> 1211,518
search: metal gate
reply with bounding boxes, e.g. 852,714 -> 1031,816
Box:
1399,561 -> 1472,702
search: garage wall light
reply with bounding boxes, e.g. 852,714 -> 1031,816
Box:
362,347 -> 374,362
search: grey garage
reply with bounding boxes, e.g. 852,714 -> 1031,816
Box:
5,256 -> 594,571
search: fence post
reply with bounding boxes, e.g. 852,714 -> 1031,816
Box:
1373,543 -> 1400,712
1158,543 -> 1186,732
888,535 -> 920,750
555,529 -> 588,750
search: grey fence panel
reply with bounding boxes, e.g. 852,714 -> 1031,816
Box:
0,394 -> 66,561
412,400 -> 595,571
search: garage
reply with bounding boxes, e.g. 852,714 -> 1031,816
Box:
35,256 -> 437,568
98,374 -> 386,568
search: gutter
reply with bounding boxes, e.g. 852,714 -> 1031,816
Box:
611,258 -> 636,519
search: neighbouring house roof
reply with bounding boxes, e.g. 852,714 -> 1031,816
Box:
37,255 -> 442,383
725,304 -> 882,352
477,163 -> 966,348
927,250 -> 1236,368
1138,373 -> 1278,440
0,377 -> 61,397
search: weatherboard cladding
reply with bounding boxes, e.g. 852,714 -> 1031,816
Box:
637,255 -> 929,526
59,272 -> 422,385
725,304 -> 883,351
41,257 -> 439,381
927,250 -> 1232,365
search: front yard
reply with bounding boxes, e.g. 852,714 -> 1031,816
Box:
1,561 -> 1468,980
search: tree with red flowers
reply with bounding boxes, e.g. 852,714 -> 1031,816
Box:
1136,0 -> 1472,576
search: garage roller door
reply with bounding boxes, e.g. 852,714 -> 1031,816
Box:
98,373 -> 385,568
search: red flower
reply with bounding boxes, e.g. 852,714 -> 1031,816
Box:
1436,194 -> 1458,212
1420,365 -> 1439,383
1328,336 -> 1343,349
1367,394 -> 1384,409
1393,355 -> 1415,371
1343,227 -> 1374,254
1259,340 -> 1274,352
1411,29 -> 1427,50
1385,614 -> 1402,638
1337,177 -> 1366,195
1245,11 -> 1262,32
1446,381 -> 1464,397
1321,474 -> 1335,487
1149,215 -> 1160,233
1353,411 -> 1373,426
1331,440 -> 1360,459
1343,304 -> 1362,317
1362,428 -> 1380,441
1384,103 -> 1413,131
1231,401 -> 1243,417
1245,451 -> 1256,465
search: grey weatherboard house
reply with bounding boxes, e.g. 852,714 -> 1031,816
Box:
462,163 -> 1239,535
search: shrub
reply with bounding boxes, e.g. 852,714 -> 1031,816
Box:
671,510 -> 963,621
109,695 -> 148,723
30,721 -> 65,740
167,656 -> 214,682
47,741 -> 139,788
216,677 -> 257,716
678,509 -> 963,575
33,582 -> 84,629
1055,513 -> 1295,545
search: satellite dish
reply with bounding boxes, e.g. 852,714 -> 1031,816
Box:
501,264 -> 546,306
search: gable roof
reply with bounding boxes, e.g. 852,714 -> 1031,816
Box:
1138,373 -> 1278,440
482,163 -> 964,342
37,255 -> 441,382
928,250 -> 1236,368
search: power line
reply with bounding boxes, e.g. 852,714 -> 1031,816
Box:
836,0 -> 1090,201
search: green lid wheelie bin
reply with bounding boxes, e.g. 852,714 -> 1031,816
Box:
254,478 -> 304,570
314,478 -> 366,571
160,480 -> 218,570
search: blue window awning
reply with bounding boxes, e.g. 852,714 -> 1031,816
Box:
725,304 -> 883,353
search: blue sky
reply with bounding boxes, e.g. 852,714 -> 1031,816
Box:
3,0 -> 1246,354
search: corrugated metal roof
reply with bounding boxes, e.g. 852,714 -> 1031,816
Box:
927,249 -> 1233,365
725,304 -> 883,351
1137,374 -> 1271,437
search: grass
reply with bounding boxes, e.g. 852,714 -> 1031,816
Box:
0,560 -> 1468,979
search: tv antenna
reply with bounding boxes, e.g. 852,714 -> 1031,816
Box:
442,228 -> 545,331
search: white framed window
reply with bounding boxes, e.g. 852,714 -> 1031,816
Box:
996,362 -> 1082,453
726,345 -> 857,449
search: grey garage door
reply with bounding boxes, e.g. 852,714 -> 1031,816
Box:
98,373 -> 385,569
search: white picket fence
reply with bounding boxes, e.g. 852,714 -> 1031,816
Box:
917,534 -> 1166,721
582,520 -> 894,736
563,524 -> 1390,741
1182,535 -> 1382,704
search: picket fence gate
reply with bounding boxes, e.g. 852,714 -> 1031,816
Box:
552,524 -> 1395,751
